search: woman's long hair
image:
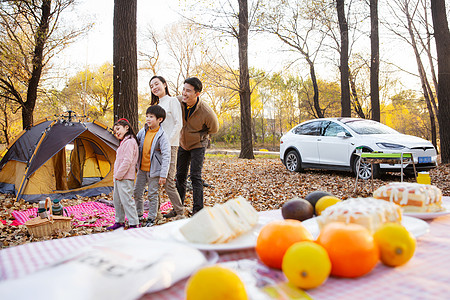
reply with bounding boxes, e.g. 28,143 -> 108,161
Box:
114,118 -> 138,143
150,75 -> 170,105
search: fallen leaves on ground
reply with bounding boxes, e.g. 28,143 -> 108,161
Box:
0,157 -> 449,249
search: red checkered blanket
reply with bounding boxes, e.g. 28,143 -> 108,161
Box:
11,201 -> 173,227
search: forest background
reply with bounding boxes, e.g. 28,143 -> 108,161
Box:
0,0 -> 449,158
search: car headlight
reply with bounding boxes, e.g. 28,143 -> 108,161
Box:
376,142 -> 405,149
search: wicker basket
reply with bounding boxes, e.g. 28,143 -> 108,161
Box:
25,198 -> 72,238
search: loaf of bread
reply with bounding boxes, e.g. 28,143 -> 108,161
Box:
316,197 -> 402,234
373,182 -> 443,213
179,196 -> 259,244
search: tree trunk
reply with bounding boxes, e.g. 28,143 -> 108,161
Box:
422,83 -> 438,150
349,69 -> 366,118
23,0 -> 51,129
261,114 -> 265,146
370,0 -> 380,121
238,0 -> 254,159
1,106 -> 9,145
113,0 -> 138,133
309,62 -> 324,118
430,0 -> 450,163
421,66 -> 438,149
336,0 -> 351,117
423,2 -> 439,118
252,117 -> 257,143
403,0 -> 438,149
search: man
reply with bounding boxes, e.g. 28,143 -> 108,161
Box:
175,77 -> 219,215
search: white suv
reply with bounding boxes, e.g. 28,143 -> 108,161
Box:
280,118 -> 437,179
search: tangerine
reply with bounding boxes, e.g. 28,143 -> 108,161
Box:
317,222 -> 379,278
256,220 -> 313,269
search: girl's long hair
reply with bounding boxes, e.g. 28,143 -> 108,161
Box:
114,118 -> 138,143
150,75 -> 170,105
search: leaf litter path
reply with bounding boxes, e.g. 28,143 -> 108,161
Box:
1,157 -> 449,248
201,157 -> 450,210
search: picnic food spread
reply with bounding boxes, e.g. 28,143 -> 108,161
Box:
316,197 -> 402,233
373,182 -> 443,212
179,196 -> 259,244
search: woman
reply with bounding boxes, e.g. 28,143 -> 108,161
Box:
149,75 -> 185,219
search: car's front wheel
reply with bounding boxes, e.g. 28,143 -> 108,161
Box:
353,155 -> 380,180
285,150 -> 302,172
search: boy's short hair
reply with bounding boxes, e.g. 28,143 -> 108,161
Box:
146,105 -> 166,122
184,77 -> 202,93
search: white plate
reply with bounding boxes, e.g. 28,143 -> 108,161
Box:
302,216 -> 429,239
403,201 -> 450,220
164,216 -> 273,252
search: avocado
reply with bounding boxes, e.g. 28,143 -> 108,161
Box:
281,198 -> 314,221
305,191 -> 333,214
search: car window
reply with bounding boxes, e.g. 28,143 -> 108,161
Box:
322,121 -> 351,137
344,119 -> 399,134
294,121 -> 321,136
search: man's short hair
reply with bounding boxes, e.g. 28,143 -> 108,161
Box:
146,105 -> 166,122
184,77 -> 202,93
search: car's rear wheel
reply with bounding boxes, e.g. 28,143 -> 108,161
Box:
353,155 -> 380,180
285,150 -> 302,172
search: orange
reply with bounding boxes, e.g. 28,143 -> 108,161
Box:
317,222 -> 379,278
256,220 -> 313,269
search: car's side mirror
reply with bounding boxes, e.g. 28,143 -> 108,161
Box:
337,132 -> 348,138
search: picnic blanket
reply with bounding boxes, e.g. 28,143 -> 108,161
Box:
11,201 -> 173,227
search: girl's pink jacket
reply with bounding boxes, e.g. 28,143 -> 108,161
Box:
114,135 -> 139,180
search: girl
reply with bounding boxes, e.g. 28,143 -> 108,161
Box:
107,118 -> 139,230
148,75 -> 185,220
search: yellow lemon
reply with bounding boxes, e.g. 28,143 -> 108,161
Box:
282,241 -> 331,290
185,265 -> 248,300
315,196 -> 342,215
373,222 -> 416,267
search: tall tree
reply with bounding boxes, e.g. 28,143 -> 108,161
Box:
113,0 -> 138,132
386,0 -> 438,148
180,0 -> 263,159
0,0 -> 87,129
259,0 -> 327,119
370,0 -> 380,121
336,0 -> 351,117
430,0 -> 450,163
238,0 -> 253,159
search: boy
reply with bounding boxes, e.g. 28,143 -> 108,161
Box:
134,105 -> 171,226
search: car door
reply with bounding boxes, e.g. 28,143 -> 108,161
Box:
317,121 -> 352,166
292,120 -> 321,164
